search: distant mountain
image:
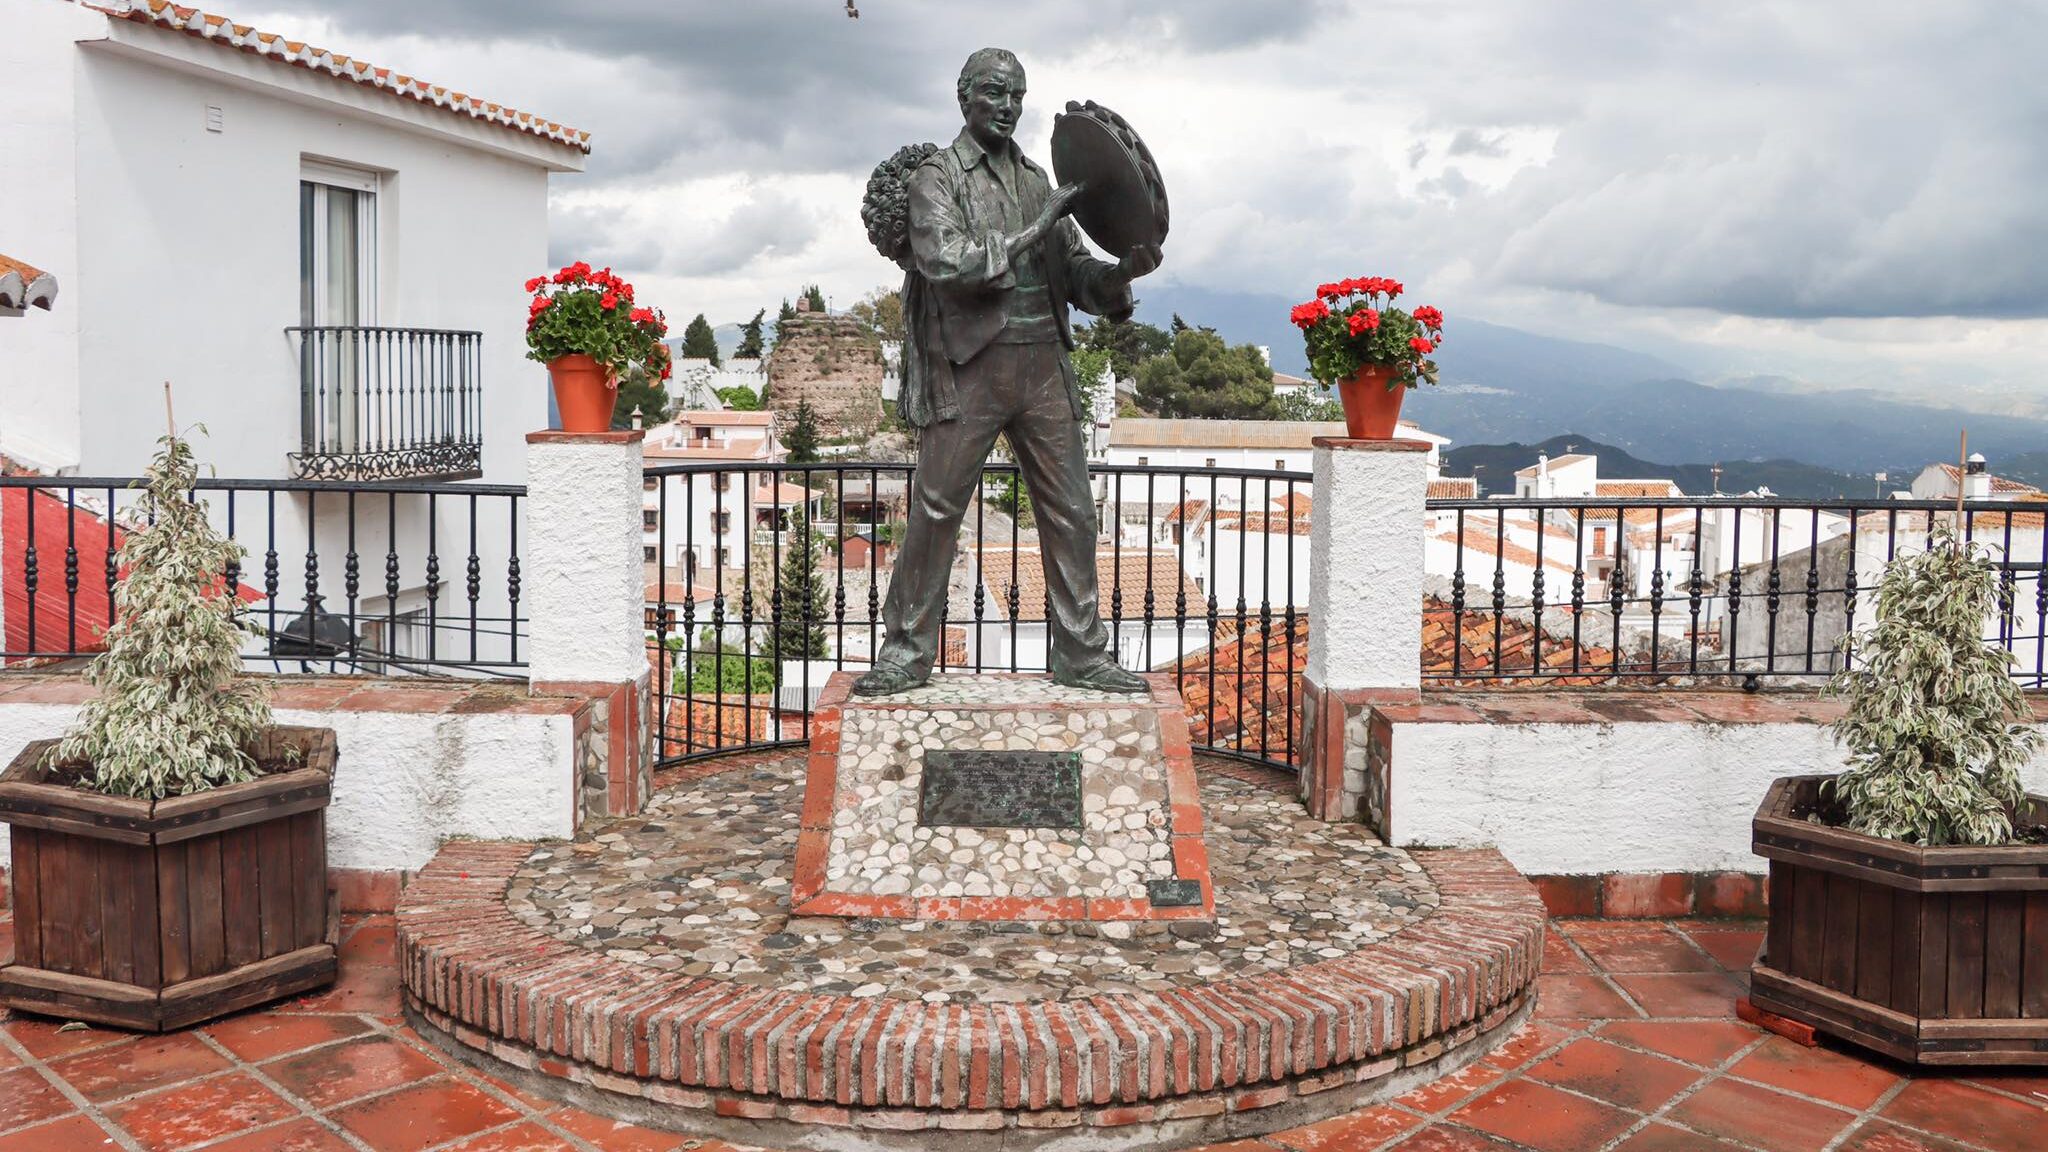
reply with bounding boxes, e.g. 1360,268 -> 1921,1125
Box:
1442,436 -> 1872,501
1131,284 -> 2048,482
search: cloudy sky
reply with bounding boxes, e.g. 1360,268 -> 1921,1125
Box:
247,1 -> 2046,402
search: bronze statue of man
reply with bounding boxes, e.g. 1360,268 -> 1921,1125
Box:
853,48 -> 1163,696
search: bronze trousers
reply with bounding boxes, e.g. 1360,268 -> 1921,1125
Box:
876,341 -> 1110,680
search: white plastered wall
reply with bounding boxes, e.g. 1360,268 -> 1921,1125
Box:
0,700 -> 576,871
525,437 -> 648,685
1389,719 -> 2048,876
1305,444 -> 1428,690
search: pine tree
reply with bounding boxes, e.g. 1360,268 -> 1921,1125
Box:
804,284 -> 827,313
680,313 -> 721,367
736,309 -> 767,359
778,298 -> 797,323
59,431 -> 272,798
612,366 -> 671,429
785,394 -> 822,464
769,506 -> 830,660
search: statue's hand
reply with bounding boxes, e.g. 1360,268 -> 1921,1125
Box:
1114,243 -> 1163,284
1011,182 -> 1086,258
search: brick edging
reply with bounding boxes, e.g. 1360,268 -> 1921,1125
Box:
396,832 -> 1545,1130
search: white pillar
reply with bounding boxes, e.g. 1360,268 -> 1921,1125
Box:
1300,436 -> 1431,826
523,430 -> 652,822
524,430 -> 647,685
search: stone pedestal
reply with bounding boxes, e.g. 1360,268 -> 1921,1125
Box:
791,672 -> 1213,922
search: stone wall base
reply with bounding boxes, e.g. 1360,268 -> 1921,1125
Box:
1296,675 -> 1409,834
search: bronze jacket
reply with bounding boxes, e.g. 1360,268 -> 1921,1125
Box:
898,129 -> 1133,428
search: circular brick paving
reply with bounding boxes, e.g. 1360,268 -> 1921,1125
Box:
399,752 -> 1548,1149
505,753 -> 1439,1001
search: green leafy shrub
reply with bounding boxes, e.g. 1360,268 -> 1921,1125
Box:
56,433 -> 272,799
1826,526 -> 2041,846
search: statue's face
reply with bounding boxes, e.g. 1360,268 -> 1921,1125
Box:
961,62 -> 1025,148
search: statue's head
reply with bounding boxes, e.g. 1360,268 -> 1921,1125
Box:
956,48 -> 1026,149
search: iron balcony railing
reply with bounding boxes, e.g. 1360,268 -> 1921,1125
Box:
287,326 -> 484,481
2,475 -> 525,676
1425,494 -> 2048,690
644,460 -> 1310,772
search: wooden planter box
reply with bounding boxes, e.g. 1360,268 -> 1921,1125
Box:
0,727 -> 339,1032
1752,775 -> 2048,1066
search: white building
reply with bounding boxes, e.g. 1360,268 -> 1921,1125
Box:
1910,456 -> 2042,503
1105,417 -> 1446,486
642,412 -> 824,582
2,0 -> 587,671
666,355 -> 767,413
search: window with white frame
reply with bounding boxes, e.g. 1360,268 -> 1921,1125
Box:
300,160 -> 379,452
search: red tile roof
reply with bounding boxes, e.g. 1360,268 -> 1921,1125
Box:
1936,462 -> 2039,495
1428,477 -> 1478,499
88,1 -> 590,153
0,254 -> 57,312
1163,615 -> 1308,756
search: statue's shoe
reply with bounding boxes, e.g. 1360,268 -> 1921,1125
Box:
851,664 -> 927,696
1055,660 -> 1149,694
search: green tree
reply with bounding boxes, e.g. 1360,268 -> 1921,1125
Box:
716,385 -> 762,411
1133,328 -> 1281,420
803,284 -> 828,313
736,309 -> 767,359
849,286 -> 905,344
669,630 -> 777,695
1078,317 -> 1172,382
770,506 -> 830,660
990,471 -> 1034,528
1276,388 -> 1344,421
680,313 -> 721,367
612,365 -> 672,429
778,298 -> 797,323
784,394 -> 822,463
1069,345 -> 1112,415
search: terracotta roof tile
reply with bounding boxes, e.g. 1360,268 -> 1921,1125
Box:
0,254 -> 58,312
86,0 -> 589,152
1427,477 -> 1477,499
1163,616 -> 1309,755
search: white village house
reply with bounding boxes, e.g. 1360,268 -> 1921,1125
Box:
2,0 -> 588,668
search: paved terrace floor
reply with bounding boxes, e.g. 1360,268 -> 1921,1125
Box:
1,909 -> 2042,1151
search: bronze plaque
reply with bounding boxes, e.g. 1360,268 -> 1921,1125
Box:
1147,878 -> 1203,907
918,750 -> 1083,830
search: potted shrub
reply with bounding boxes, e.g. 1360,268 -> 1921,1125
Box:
1751,524 -> 2048,1066
1290,276 -> 1444,438
0,432 -> 340,1031
525,262 -> 671,433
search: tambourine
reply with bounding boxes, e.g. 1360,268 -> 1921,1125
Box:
1049,100 -> 1169,260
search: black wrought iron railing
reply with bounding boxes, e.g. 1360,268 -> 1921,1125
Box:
288,326 -> 484,481
1425,495 -> 2048,690
1,475 -> 525,676
644,461 -> 1311,771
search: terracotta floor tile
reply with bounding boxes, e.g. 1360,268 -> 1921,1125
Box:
1562,922 -> 1717,973
0,1113 -> 113,1151
199,1118 -> 358,1152
1386,1127 -> 1523,1151
339,919 -> 397,966
473,1069 -> 561,1113
1960,1071 -> 2048,1107
1666,1077 -> 1858,1152
1596,1019 -> 1762,1067
1610,972 -> 1744,1019
205,1011 -> 373,1063
261,1034 -> 445,1108
0,1066 -> 76,1133
1726,1035 -> 1903,1110
1269,1104 -> 1423,1150
1533,974 -> 1639,1021
440,1122 -> 580,1151
1473,1022 -> 1576,1074
1683,928 -> 1765,972
545,1108 -> 693,1151
1450,1078 -> 1638,1152
46,1031 -> 231,1102
331,1078 -> 522,1152
1880,1079 -> 2048,1152
103,1072 -> 299,1152
282,960 -> 403,1015
1611,1121 -> 1753,1151
1835,1120 -> 1985,1152
1522,1037 -> 1706,1112
1396,1060 -> 1508,1113
1,1018 -> 132,1061
1540,934 -> 1589,975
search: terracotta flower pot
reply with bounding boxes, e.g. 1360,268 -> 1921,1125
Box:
548,354 -> 617,434
1336,365 -> 1407,439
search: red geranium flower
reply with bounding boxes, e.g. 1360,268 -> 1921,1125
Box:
1290,299 -> 1332,329
629,307 -> 654,324
1409,336 -> 1434,355
1348,309 -> 1380,337
600,292 -> 619,310
1413,305 -> 1444,330
523,276 -> 544,293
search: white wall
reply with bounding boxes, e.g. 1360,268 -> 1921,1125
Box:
0,698 -> 577,871
69,40 -> 561,481
1389,714 -> 2048,876
0,0 -> 98,469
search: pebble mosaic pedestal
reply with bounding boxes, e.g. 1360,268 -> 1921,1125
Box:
792,673 -> 1215,922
